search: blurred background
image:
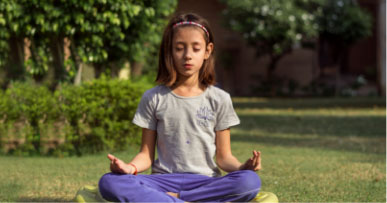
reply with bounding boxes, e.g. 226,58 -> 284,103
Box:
0,0 -> 385,97
180,0 -> 386,97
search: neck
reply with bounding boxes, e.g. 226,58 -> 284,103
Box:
173,74 -> 202,90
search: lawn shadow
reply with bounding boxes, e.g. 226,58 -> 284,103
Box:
237,114 -> 385,138
233,97 -> 386,110
232,113 -> 386,154
231,133 -> 386,155
17,197 -> 71,202
0,182 -> 23,201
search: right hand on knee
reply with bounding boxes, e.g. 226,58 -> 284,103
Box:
107,154 -> 134,174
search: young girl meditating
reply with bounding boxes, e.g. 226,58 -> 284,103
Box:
99,13 -> 262,202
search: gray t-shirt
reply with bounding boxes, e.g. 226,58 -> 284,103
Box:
132,85 -> 240,177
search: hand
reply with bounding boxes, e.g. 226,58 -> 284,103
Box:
239,150 -> 262,171
107,154 -> 134,174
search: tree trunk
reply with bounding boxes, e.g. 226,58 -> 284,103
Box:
74,63 -> 83,86
130,61 -> 143,77
70,38 -> 83,86
63,37 -> 71,73
266,54 -> 281,96
6,35 -> 25,83
339,46 -> 349,74
335,45 -> 349,96
50,36 -> 67,89
94,63 -> 105,78
267,55 -> 280,80
23,38 -> 31,73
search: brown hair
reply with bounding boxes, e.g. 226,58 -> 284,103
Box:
156,13 -> 216,87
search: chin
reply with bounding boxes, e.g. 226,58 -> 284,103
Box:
178,69 -> 196,76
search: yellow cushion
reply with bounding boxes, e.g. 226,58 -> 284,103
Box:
74,185 -> 278,203
251,191 -> 279,203
74,185 -> 108,203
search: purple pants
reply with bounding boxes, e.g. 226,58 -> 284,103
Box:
99,170 -> 261,202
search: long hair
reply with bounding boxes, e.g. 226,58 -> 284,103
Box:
156,13 -> 216,87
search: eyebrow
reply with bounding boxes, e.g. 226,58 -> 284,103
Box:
175,41 -> 202,46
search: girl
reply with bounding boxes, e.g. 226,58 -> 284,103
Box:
99,13 -> 262,202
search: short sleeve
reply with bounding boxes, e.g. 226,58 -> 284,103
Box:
215,94 -> 240,131
132,92 -> 157,130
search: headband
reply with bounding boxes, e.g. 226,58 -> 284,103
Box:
172,21 -> 210,38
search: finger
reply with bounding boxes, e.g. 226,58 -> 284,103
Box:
255,151 -> 262,170
251,155 -> 257,168
254,151 -> 259,163
110,163 -> 116,173
107,154 -> 115,161
113,157 -> 120,164
254,163 -> 262,171
252,151 -> 260,168
248,157 -> 254,167
253,150 -> 258,160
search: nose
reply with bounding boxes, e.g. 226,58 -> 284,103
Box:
184,49 -> 192,60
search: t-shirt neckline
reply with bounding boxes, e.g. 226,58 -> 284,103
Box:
166,85 -> 210,99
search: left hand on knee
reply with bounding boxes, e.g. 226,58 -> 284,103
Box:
239,150 -> 262,171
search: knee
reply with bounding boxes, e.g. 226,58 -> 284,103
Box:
98,173 -> 123,201
232,170 -> 261,194
98,173 -> 114,196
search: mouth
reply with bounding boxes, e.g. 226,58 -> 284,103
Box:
184,64 -> 193,69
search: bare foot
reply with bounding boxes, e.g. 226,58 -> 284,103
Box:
166,192 -> 179,198
166,192 -> 191,203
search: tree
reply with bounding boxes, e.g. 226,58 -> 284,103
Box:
0,0 -> 177,88
221,0 -> 321,80
317,0 -> 373,75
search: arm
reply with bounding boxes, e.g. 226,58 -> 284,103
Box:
108,128 -> 156,174
215,128 -> 262,172
215,128 -> 243,172
129,128 -> 157,172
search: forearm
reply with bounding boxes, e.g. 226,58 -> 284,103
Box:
129,152 -> 153,173
216,154 -> 243,173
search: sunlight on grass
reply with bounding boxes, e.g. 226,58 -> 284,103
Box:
230,142 -> 385,202
0,148 -> 141,201
236,107 -> 385,116
229,97 -> 385,202
0,97 -> 385,202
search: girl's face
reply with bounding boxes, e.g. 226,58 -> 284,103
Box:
172,26 -> 213,80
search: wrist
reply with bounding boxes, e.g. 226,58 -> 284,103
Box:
238,163 -> 245,170
128,163 -> 138,175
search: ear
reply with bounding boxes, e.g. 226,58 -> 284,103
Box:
204,42 -> 214,59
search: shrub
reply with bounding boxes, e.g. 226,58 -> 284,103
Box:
0,77 -> 148,156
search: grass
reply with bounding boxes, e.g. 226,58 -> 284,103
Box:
0,97 -> 385,202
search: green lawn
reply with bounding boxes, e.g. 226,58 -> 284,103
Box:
0,97 -> 385,202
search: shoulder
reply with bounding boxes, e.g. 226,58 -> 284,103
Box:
141,85 -> 169,104
206,85 -> 233,110
142,85 -> 168,98
207,85 -> 232,101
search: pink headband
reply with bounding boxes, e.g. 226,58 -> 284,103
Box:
172,21 -> 210,38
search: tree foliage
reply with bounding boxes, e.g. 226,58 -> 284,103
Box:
221,0 -> 372,76
222,0 -> 320,72
317,0 -> 372,44
0,0 -> 177,83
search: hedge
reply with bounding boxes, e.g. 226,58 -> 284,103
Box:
0,77 -> 149,156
